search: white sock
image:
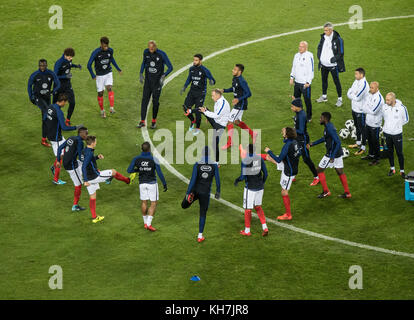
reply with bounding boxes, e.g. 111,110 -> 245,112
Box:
322,94 -> 327,99
338,97 -> 342,101
391,167 -> 395,170
143,215 -> 147,224
245,227 -> 250,233
262,224 -> 268,230
400,170 -> 405,173
147,215 -> 153,226
198,233 -> 203,239
314,176 -> 319,179
361,145 -> 366,150
356,141 -> 361,146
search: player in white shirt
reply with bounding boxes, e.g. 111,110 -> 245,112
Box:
199,89 -> 231,164
382,92 -> 409,178
290,41 -> 314,121
361,82 -> 384,165
347,68 -> 369,155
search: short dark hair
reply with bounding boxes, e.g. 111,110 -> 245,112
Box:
194,54 -> 203,60
78,126 -> 88,135
38,59 -> 47,65
142,141 -> 151,152
355,67 -> 365,76
57,93 -> 68,102
64,47 -> 75,57
86,135 -> 96,145
100,36 -> 109,45
235,64 -> 244,73
321,111 -> 332,122
285,127 -> 297,139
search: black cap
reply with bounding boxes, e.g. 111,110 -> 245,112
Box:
291,98 -> 303,108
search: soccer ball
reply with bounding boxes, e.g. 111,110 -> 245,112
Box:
351,129 -> 357,140
345,119 -> 355,130
342,147 -> 350,158
339,128 -> 350,139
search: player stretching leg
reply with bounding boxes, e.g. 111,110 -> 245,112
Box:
87,37 -> 122,118
234,144 -> 268,236
182,146 -> 220,242
265,127 -> 301,220
127,142 -> 167,231
310,112 -> 351,199
81,136 -> 130,223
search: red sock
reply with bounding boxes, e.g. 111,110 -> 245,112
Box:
73,185 -> 82,205
282,195 -> 291,216
339,173 -> 350,194
237,121 -> 254,139
152,118 -> 156,123
255,206 -> 266,224
226,123 -> 234,145
108,91 -> 114,107
114,172 -> 130,184
260,154 -> 267,160
244,209 -> 252,228
53,159 -> 61,182
97,96 -> 104,110
89,198 -> 97,219
318,172 -> 329,192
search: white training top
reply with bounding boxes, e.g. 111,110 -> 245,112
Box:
204,96 -> 231,128
290,51 -> 314,85
382,99 -> 409,135
347,77 -> 369,113
363,90 -> 384,128
320,34 -> 336,67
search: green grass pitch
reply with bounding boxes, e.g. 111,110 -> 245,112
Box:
1,0 -> 414,299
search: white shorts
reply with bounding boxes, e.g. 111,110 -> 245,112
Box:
243,187 -> 263,209
276,162 -> 295,190
67,161 -> 83,187
51,139 -> 66,157
319,155 -> 344,169
96,72 -> 113,92
86,169 -> 113,195
229,108 -> 244,122
139,183 -> 159,202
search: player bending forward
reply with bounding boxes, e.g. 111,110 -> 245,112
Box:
81,136 -> 130,223
127,142 -> 167,232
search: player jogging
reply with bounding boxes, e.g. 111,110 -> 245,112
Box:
310,112 -> 351,199
56,127 -> 89,211
221,64 -> 257,149
53,48 -> 82,125
234,144 -> 268,236
265,127 -> 301,220
45,93 -> 82,185
87,36 -> 122,118
182,146 -> 220,243
181,54 -> 216,135
27,59 -> 60,147
127,142 -> 167,232
81,136 -> 131,223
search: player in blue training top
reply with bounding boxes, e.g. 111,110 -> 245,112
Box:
265,127 -> 301,221
137,40 -> 173,129
53,48 -> 82,126
234,144 -> 268,236
182,146 -> 220,243
87,36 -> 122,118
310,112 -> 351,199
127,142 -> 167,232
28,59 -> 60,147
181,54 -> 216,135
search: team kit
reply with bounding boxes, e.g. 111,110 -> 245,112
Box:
28,23 -> 409,242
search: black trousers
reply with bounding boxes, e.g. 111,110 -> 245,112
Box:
321,65 -> 342,97
352,111 -> 366,146
141,78 -> 162,121
384,133 -> 404,170
365,125 -> 380,160
34,95 -> 50,138
294,82 -> 312,120
54,84 -> 75,120
181,191 -> 210,231
184,90 -> 206,128
206,116 -> 225,163
297,138 -> 318,177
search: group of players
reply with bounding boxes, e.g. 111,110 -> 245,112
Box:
27,23 -> 409,241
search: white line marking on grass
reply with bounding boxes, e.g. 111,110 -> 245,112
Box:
141,15 -> 414,259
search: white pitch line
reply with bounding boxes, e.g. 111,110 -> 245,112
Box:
141,15 -> 414,259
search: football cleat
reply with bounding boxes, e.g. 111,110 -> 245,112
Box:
105,177 -> 113,184
317,191 -> 331,198
109,107 -> 116,114
144,224 -> 148,229
41,140 -> 51,147
292,178 -> 297,182
187,192 -> 194,204
338,193 -> 352,199
147,225 -> 156,232
240,230 -> 252,236
400,172 -> 406,179
197,237 -> 205,243
100,110 -> 106,118
188,123 -> 194,132
53,179 -> 66,185
137,121 -> 146,128
193,128 -> 200,135
262,228 -> 269,237
72,204 -> 86,212
92,215 -> 105,223
150,122 -> 157,129
354,148 -> 365,156
348,144 -> 359,149
310,178 -> 320,186
335,99 -> 343,107
387,169 -> 396,176
277,213 -> 292,220
316,96 -> 328,103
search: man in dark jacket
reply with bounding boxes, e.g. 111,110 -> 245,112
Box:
316,22 -> 345,107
